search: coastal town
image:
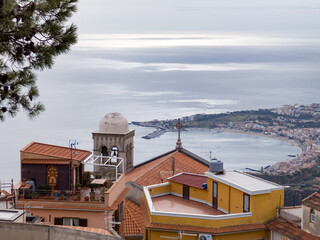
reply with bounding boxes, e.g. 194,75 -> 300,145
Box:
133,103 -> 320,175
1,111 -> 320,240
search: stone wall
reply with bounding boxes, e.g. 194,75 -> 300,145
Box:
0,221 -> 120,240
125,181 -> 143,204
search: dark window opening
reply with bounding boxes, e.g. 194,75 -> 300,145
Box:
243,193 -> 250,212
101,146 -> 108,156
212,181 -> 218,209
183,185 -> 190,199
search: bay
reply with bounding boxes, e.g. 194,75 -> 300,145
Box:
134,126 -> 302,171
0,124 -> 301,183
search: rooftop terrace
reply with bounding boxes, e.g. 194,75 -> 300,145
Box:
152,195 -> 224,215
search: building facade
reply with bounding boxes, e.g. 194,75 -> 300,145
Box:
142,169 -> 284,240
302,192 -> 320,237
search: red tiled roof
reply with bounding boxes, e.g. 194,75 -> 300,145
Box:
139,198 -> 265,234
266,218 -> 320,240
1,189 -> 11,196
125,199 -> 144,236
21,142 -> 91,162
126,150 -> 209,187
168,173 -> 207,189
302,192 -> 320,211
21,159 -> 70,165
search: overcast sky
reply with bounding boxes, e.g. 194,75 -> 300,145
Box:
73,0 -> 320,34
1,0 -> 320,181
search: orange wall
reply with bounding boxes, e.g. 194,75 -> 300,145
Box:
30,208 -> 107,229
105,174 -> 125,207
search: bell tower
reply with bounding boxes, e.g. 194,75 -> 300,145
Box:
92,113 -> 135,173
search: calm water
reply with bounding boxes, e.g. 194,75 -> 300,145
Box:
134,126 -> 301,170
0,124 -> 301,183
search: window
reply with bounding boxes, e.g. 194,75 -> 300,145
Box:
54,217 -> 87,227
63,217 -> 79,226
101,146 -> 108,156
119,201 -> 124,222
212,181 -> 218,209
311,209 -> 316,223
243,194 -> 250,212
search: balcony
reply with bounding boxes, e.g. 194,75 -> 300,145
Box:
17,174 -> 126,209
152,195 -> 224,215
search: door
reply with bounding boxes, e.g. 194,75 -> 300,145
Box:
212,181 -> 218,208
243,193 -> 250,212
183,185 -> 189,199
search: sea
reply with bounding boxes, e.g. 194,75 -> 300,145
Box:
133,125 -> 301,170
0,124 -> 301,184
1,33 -> 315,184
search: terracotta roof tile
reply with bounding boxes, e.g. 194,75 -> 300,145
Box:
21,159 -> 70,165
168,173 -> 207,189
302,192 -> 320,211
21,142 -> 91,161
126,150 -> 209,187
1,189 -> 11,196
125,199 -> 144,236
266,218 -> 320,240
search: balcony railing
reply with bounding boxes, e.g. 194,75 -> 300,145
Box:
19,187 -> 108,202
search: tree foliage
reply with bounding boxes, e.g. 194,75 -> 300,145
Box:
0,0 -> 77,120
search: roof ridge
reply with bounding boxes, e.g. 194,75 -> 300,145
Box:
133,151 -> 178,184
133,149 -> 177,169
302,191 -> 319,203
20,141 -> 35,152
21,141 -> 90,153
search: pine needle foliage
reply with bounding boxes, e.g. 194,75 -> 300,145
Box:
0,0 -> 77,120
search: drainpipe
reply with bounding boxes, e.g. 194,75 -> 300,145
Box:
172,157 -> 175,176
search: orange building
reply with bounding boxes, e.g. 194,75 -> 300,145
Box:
17,141 -> 128,238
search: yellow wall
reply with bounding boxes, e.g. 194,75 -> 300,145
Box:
148,184 -> 170,196
251,189 -> 283,223
213,230 -> 268,240
169,182 -> 183,196
147,229 -> 268,240
206,178 -> 285,220
229,187 -> 244,214
149,230 -> 179,240
189,186 -> 208,203
207,178 -> 244,214
217,182 -> 229,213
150,214 -> 252,228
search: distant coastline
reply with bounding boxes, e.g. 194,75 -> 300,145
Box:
221,128 -> 304,153
133,123 -> 303,152
135,124 -> 304,154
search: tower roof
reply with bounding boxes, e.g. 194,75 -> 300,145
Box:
99,112 -> 129,134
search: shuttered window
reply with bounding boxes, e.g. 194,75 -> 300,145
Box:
79,218 -> 88,227
54,217 -> 63,225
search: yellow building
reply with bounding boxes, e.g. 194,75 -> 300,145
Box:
142,166 -> 284,240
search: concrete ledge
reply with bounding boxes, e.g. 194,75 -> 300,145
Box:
0,221 -> 120,240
